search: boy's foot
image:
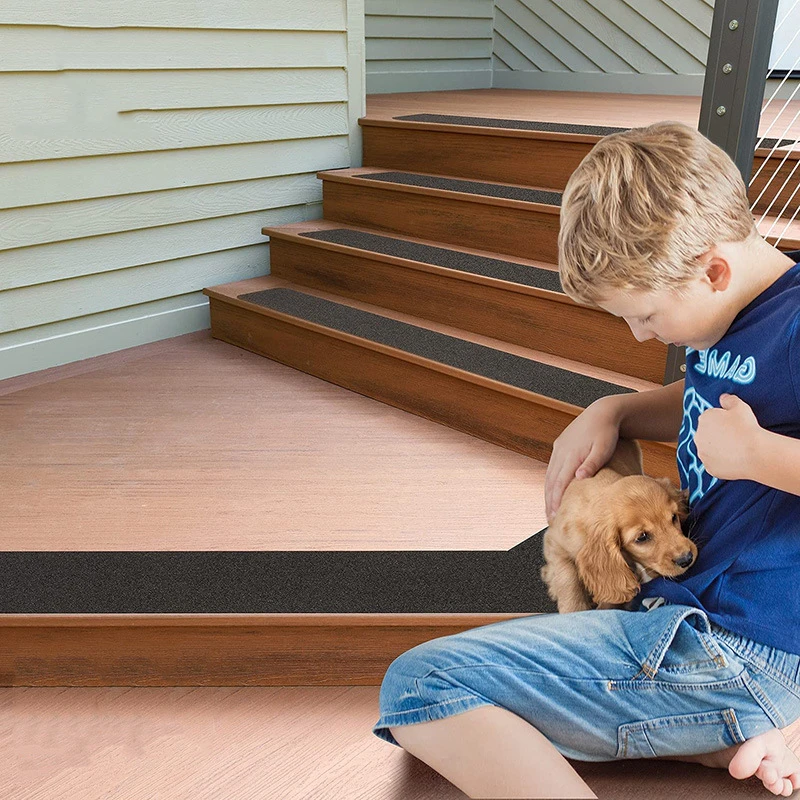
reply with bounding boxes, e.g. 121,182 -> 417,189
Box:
661,717 -> 800,797
727,727 -> 800,797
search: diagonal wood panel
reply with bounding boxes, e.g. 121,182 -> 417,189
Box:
492,0 -> 712,75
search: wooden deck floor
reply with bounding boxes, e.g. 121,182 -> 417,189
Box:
1,330 -> 551,551
365,87 -> 800,140
1,331 -> 790,799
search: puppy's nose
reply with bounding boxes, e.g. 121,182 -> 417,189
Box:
674,551 -> 694,568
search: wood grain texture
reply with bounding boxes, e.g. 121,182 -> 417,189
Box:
5,676 -> 780,799
204,275 -> 678,478
322,177 -> 563,262
266,229 -> 668,383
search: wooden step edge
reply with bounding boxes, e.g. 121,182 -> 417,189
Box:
261,222 -> 577,308
0,612 -> 540,686
358,116 -> 601,144
754,145 -> 800,160
316,167 -> 562,216
203,276 -> 662,411
262,218 -> 562,273
359,117 -> 800,160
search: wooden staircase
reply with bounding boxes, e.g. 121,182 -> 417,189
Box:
205,114 -> 799,480
205,121 -> 693,480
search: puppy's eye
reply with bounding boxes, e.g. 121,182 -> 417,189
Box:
635,531 -> 650,543
672,514 -> 679,525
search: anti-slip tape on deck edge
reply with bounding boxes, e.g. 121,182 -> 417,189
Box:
393,115 -> 797,149
360,171 -> 562,206
236,287 -> 634,410
0,537 -> 557,614
299,229 -> 564,293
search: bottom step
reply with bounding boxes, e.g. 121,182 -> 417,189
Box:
3,611 -> 538,687
203,275 -> 678,479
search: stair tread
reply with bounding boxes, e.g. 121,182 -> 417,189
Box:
361,113 -> 800,154
319,166 -> 562,208
204,275 -> 661,403
263,219 -> 566,297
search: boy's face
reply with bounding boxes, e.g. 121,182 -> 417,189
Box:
594,260 -> 733,352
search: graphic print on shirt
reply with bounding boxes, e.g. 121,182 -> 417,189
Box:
678,385 -> 718,506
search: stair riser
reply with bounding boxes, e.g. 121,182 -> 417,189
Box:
322,180 -> 561,263
269,237 -> 668,384
2,617 -> 507,686
362,125 -> 799,217
209,296 -> 679,481
362,125 -> 587,192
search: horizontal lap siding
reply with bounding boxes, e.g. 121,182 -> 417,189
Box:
0,0 -> 360,380
365,0 -> 494,93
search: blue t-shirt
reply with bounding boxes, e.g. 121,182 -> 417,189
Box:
636,250 -> 800,655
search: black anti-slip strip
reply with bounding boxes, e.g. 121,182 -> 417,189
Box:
0,534 -> 556,614
237,288 -> 634,408
361,171 -> 562,206
394,114 -> 797,150
299,229 -> 564,293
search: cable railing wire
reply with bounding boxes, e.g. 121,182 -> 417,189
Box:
747,6 -> 800,248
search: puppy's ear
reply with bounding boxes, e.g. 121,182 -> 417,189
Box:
575,519 -> 640,606
655,477 -> 690,519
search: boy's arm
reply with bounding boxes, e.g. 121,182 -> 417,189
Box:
602,377 -> 685,443
749,429 -> 800,496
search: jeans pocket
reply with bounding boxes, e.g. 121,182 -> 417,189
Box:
616,708 -> 747,758
657,618 -> 728,676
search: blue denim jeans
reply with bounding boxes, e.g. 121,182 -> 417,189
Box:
373,600 -> 800,761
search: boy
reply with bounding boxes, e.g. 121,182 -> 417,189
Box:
372,121 -> 800,798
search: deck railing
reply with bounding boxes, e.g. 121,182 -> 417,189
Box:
751,0 -> 800,249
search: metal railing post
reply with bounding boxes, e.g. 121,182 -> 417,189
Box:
662,0 -> 780,385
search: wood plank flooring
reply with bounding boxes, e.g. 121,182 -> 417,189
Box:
365,88 -> 800,140
0,330 -> 787,799
1,330 -> 551,552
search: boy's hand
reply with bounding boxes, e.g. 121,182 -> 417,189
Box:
694,393 -> 764,481
544,399 -> 621,522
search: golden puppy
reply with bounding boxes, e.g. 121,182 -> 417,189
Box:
541,438 -> 695,613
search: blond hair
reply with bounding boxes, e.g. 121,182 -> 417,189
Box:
557,120 -> 758,306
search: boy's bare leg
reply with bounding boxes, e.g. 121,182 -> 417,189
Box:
390,704 -> 597,799
655,716 -> 800,797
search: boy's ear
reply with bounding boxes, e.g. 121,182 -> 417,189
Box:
701,252 -> 732,292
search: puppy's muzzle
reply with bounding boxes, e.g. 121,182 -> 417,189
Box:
673,551 -> 695,568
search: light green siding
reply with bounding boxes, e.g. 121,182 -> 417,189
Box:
0,0 -> 365,380
366,0 -> 494,93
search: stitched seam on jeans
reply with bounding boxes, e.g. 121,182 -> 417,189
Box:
657,626 -> 727,674
697,631 -> 727,666
621,728 -> 631,758
643,609 -> 712,676
385,694 -> 492,720
609,674 -> 746,692
428,663 -> 638,684
724,708 -> 747,744
742,669 -> 785,727
715,639 -> 800,699
658,655 -> 723,674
